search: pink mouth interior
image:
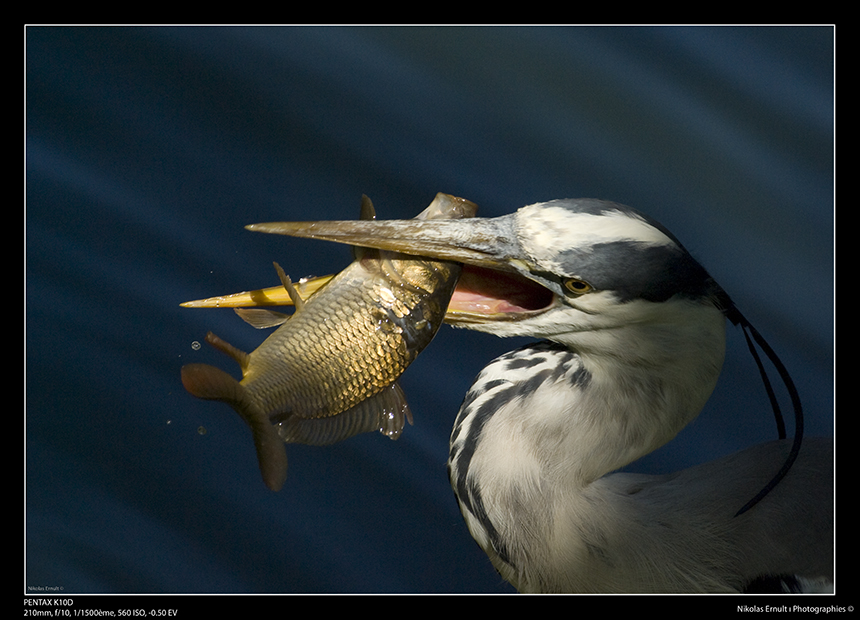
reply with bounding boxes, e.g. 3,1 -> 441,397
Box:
448,265 -> 554,316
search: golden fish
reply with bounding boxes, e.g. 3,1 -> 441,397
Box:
181,193 -> 478,491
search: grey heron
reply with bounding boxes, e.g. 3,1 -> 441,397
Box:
248,198 -> 833,594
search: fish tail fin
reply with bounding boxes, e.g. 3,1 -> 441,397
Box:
180,363 -> 288,492
352,194 -> 377,260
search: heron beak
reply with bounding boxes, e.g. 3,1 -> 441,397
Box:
181,216 -> 554,322
180,275 -> 333,309
241,216 -> 556,324
245,217 -> 524,270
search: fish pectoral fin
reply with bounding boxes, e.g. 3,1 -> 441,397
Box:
234,308 -> 291,329
277,383 -> 413,446
378,382 -> 414,439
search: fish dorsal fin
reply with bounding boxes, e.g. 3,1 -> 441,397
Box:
353,194 -> 378,260
277,382 -> 413,446
234,308 -> 290,329
232,264 -> 304,328
272,262 -> 304,312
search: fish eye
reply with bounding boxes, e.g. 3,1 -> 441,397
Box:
563,278 -> 593,296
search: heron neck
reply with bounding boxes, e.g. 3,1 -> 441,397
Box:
551,301 -> 727,484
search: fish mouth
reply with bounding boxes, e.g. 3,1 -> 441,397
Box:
183,216 -> 558,324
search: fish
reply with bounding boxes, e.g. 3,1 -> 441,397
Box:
181,193 -> 478,491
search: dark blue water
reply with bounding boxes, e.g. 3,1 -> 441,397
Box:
27,26 -> 833,595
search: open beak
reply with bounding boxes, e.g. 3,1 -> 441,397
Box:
182,216 -> 556,324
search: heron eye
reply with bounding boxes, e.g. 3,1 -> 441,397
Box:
563,278 -> 592,295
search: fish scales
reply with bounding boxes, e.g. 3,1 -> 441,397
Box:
181,193 -> 478,491
248,260 -> 447,419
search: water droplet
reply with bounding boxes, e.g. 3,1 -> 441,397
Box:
191,341 -> 201,350
197,426 -> 207,435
